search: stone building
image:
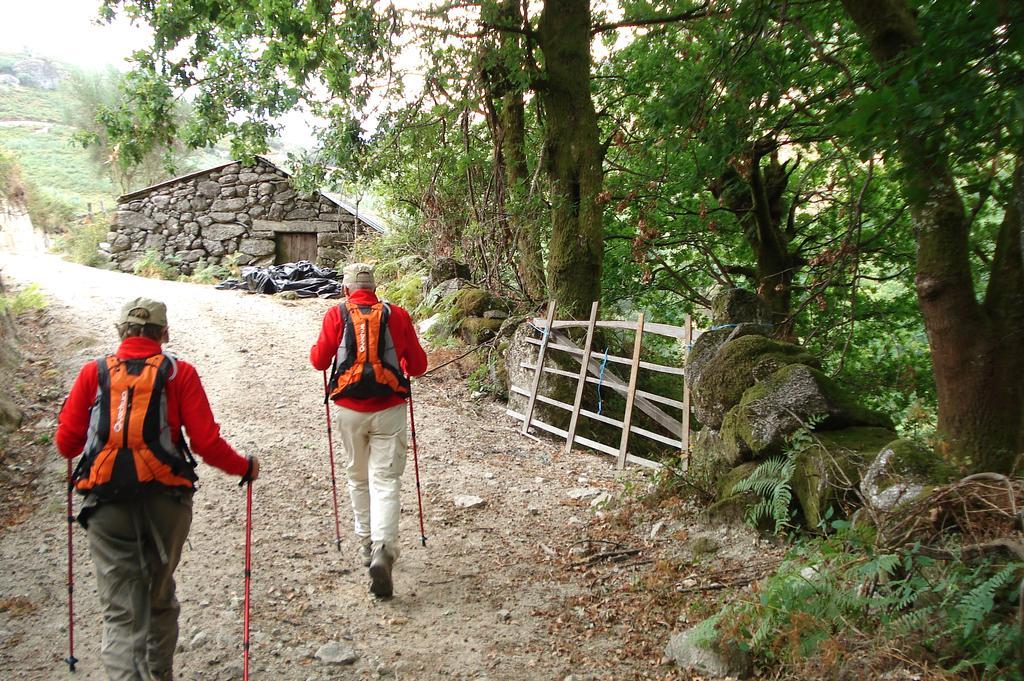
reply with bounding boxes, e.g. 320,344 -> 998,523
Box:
103,156 -> 384,275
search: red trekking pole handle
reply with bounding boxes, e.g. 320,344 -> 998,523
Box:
402,360 -> 427,547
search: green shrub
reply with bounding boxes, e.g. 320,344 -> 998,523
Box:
55,213 -> 109,266
0,283 -> 46,314
0,148 -> 26,204
133,250 -> 179,280
185,261 -> 231,284
709,531 -> 1024,679
378,269 -> 425,312
25,186 -> 77,234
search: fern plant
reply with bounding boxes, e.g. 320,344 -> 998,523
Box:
732,415 -> 825,532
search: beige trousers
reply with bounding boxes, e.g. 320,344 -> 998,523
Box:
335,403 -> 408,557
85,492 -> 192,681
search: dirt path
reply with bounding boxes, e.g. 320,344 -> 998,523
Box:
0,252 -> 657,680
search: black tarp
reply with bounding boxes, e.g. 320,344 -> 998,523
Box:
215,261 -> 344,298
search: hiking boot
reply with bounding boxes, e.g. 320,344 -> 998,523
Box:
359,538 -> 372,567
368,545 -> 395,598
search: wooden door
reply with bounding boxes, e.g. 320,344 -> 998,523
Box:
276,232 -> 317,264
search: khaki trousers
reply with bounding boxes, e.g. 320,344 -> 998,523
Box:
335,403 -> 407,557
85,492 -> 192,681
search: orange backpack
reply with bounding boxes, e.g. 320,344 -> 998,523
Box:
327,301 -> 410,401
72,354 -> 197,499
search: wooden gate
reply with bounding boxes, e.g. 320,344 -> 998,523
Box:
276,232 -> 317,264
507,301 -> 695,469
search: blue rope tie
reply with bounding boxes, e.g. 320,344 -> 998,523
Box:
596,348 -> 609,415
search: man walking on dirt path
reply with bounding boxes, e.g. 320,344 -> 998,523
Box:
310,263 -> 427,598
56,297 -> 260,681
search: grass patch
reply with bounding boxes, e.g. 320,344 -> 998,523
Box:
133,250 -> 180,280
55,213 -> 110,267
0,85 -> 74,124
0,284 -> 46,315
0,125 -> 115,213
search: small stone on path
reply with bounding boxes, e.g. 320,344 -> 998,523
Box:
454,495 -> 487,509
566,487 -> 601,500
315,641 -> 358,665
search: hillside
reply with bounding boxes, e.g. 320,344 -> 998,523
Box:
0,53 -> 115,215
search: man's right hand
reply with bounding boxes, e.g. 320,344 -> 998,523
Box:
241,455 -> 260,483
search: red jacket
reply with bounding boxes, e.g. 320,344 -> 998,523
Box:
310,289 -> 428,412
56,336 -> 249,478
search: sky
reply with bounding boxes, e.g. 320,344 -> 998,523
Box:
0,0 -> 150,71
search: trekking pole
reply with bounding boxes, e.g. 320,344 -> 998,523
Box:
65,458 -> 78,672
242,476 -> 253,681
403,361 -> 427,547
322,371 -> 342,551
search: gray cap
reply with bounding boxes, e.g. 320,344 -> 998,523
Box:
342,263 -> 376,287
119,297 -> 168,327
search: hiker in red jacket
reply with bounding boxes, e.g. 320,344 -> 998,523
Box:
56,297 -> 259,681
310,263 -> 427,598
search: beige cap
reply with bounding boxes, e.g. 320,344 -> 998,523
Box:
342,263 -> 376,287
119,297 -> 168,327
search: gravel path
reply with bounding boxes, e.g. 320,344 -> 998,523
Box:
0,252 -> 639,680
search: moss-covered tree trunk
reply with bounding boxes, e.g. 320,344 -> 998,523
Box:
842,0 -> 1024,474
485,0 -> 546,301
537,0 -> 604,318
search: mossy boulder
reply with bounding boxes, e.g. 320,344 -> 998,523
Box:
720,364 -> 894,461
702,491 -> 760,527
687,428 -> 733,486
693,335 -> 820,429
716,461 -> 760,498
459,316 -> 503,345
710,288 -> 771,326
428,257 -> 470,286
685,323 -> 772,404
791,427 -> 898,528
860,439 -> 950,512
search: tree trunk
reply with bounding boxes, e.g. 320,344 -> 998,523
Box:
537,0 -> 604,318
482,0 -> 547,301
710,155 -> 798,336
842,0 -> 1024,473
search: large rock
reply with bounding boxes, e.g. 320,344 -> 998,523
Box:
686,323 -> 773,411
664,625 -> 751,679
430,257 -> 471,285
711,287 -> 771,327
12,58 -> 62,90
210,197 -> 248,212
196,180 -> 220,198
720,364 -> 894,461
860,439 -> 945,513
453,287 -> 503,318
113,211 -> 158,232
791,427 -> 898,527
314,641 -> 357,665
238,238 -> 275,257
201,223 -> 247,241
459,317 -> 503,344
693,335 -> 819,429
422,278 -> 470,312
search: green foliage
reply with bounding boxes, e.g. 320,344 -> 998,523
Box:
732,417 -> 822,532
132,250 -> 179,280
184,261 -> 230,284
378,269 -> 425,313
713,530 -> 1024,679
55,214 -> 110,267
0,148 -> 25,204
0,125 -> 115,213
0,82 -> 74,123
25,188 -> 77,235
0,284 -> 46,315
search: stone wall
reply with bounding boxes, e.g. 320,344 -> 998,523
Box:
104,158 -> 360,275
